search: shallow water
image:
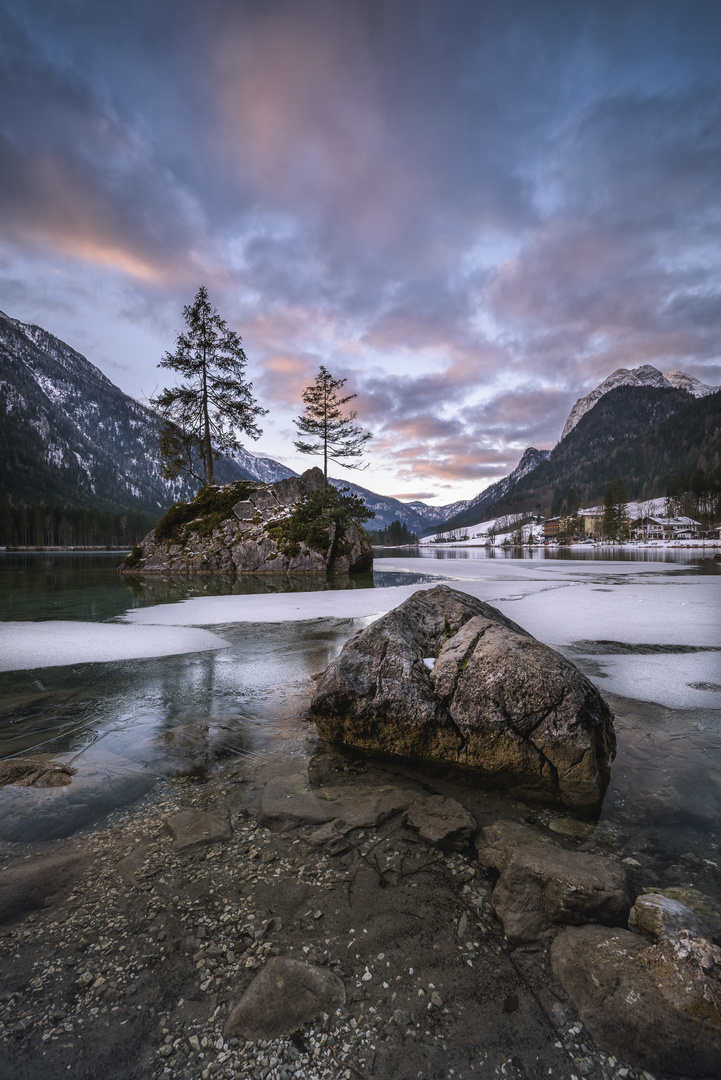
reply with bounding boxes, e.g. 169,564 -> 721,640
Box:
0,552 -> 720,895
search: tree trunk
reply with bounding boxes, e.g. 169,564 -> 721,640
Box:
201,327 -> 214,486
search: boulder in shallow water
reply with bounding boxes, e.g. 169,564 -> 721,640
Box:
491,844 -> 629,943
310,586 -> 616,813
404,795 -> 476,851
551,925 -> 721,1076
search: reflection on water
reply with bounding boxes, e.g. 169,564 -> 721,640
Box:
384,544 -> 721,567
0,552 -> 388,623
0,619 -> 355,840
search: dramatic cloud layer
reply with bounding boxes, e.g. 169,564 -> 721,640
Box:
1,0 -> 720,501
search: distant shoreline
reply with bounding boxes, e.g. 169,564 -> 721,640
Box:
0,545 -> 131,553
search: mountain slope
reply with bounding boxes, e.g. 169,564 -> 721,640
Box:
327,477 -> 469,532
461,385 -> 720,523
0,311 -> 296,515
421,447 -> 551,535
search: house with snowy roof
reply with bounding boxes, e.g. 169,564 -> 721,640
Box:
631,515 -> 700,540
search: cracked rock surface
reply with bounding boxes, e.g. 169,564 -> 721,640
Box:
310,585 -> 616,812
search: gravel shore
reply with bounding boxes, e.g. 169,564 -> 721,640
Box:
0,727 -> 685,1080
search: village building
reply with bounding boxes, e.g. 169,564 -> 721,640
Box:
631,515 -> 701,540
579,506 -> 604,539
543,516 -> 560,541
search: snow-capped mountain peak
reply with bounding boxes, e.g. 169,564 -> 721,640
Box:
560,364 -> 719,439
663,370 -> 718,398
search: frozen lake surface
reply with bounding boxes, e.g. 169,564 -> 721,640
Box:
0,552 -> 719,866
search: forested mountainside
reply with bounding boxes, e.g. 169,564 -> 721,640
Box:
0,310 -> 284,516
442,386 -> 719,528
328,477 -> 469,533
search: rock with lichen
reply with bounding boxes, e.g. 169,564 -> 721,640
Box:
310,585 -> 616,813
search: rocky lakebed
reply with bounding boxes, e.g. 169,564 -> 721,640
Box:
1,581 -> 720,1080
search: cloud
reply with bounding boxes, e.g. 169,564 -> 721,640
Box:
3,0 -> 721,497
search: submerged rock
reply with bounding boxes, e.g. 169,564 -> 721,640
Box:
310,585 -> 616,813
551,925 -> 721,1076
629,892 -> 713,943
490,844 -> 629,943
0,851 -> 91,924
224,956 -> 345,1040
404,795 -> 476,851
0,755 -> 76,788
163,811 -> 232,849
119,467 -> 372,577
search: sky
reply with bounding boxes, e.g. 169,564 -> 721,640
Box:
1,0 -> 721,505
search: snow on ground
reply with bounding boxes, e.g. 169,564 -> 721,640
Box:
0,621 -> 228,671
419,496 -> 695,546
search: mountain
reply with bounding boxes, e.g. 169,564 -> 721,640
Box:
453,385 -> 721,524
561,364 -> 719,439
0,309 -> 462,531
420,447 -> 551,536
328,477 -> 470,533
0,310 -> 295,516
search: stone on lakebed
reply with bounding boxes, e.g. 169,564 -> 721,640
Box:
309,585 -> 616,813
224,956 -> 345,1041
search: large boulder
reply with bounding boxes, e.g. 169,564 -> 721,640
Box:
119,467 -> 372,577
309,586 -> 616,813
551,925 -> 721,1076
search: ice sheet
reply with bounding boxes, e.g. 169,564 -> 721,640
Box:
580,652 -> 721,710
0,621 -> 228,672
120,582 -> 446,627
120,557 -> 720,709
122,559 -> 719,649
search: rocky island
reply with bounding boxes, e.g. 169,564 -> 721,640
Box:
118,467 -> 373,578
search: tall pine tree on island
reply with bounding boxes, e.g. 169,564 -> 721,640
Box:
151,286 -> 266,488
293,365 -> 372,483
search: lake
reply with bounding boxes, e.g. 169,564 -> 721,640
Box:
0,550 -> 720,898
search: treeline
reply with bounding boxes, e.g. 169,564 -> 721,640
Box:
368,519 -> 419,546
665,467 -> 720,524
0,501 -> 154,547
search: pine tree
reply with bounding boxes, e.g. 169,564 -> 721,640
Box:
293,366 -> 372,483
151,286 -> 266,487
603,476 -> 628,540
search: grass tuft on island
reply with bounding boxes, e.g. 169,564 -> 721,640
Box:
266,486 -> 374,559
152,481 -> 257,544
